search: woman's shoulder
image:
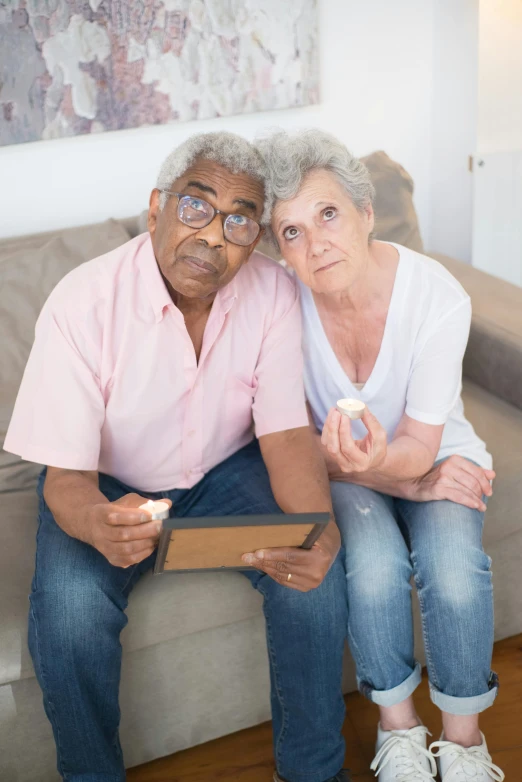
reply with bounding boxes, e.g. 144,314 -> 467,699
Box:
394,243 -> 470,313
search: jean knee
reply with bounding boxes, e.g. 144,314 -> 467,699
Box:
346,554 -> 412,611
415,544 -> 492,608
261,555 -> 347,628
30,564 -> 128,655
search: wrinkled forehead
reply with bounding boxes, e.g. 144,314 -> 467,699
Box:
272,168 -> 349,218
173,158 -> 265,216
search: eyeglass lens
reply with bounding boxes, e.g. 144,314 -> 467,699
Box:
177,195 -> 259,246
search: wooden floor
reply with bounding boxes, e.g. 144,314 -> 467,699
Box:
128,634 -> 522,781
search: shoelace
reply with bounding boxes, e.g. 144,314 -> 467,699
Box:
430,740 -> 505,781
370,726 -> 437,781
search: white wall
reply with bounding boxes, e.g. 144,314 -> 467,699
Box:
0,0 -> 437,244
478,0 -> 522,154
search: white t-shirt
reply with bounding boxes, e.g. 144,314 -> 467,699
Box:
299,243 -> 492,470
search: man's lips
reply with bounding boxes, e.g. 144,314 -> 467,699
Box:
181,255 -> 219,274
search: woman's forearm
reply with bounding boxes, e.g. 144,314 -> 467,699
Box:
372,435 -> 435,481
316,432 -> 433,497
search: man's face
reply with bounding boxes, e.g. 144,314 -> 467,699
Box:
148,159 -> 265,300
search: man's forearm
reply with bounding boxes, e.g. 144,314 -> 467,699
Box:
43,468 -> 105,544
259,427 -> 340,551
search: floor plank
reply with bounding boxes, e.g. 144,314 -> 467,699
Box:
128,634 -> 522,781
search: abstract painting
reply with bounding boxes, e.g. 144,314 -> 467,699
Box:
0,0 -> 319,146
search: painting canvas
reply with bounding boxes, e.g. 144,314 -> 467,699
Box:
0,0 -> 319,147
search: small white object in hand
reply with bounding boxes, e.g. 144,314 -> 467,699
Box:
336,398 -> 366,420
139,499 -> 170,521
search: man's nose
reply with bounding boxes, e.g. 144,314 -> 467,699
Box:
195,213 -> 226,249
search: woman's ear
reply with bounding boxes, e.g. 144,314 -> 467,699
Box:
364,203 -> 375,235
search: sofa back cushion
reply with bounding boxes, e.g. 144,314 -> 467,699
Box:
361,150 -> 424,253
0,220 -> 130,492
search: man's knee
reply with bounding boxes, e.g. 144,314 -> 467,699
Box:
261,554 -> 347,625
30,563 -> 127,655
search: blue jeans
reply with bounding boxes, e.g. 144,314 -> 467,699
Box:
331,479 -> 498,716
29,440 -> 347,782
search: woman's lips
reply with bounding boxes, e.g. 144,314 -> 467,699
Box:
315,260 -> 341,273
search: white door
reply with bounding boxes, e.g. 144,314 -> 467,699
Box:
472,151 -> 522,287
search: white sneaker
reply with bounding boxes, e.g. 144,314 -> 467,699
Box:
370,724 -> 437,781
430,733 -> 505,781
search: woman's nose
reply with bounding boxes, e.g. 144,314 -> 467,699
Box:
308,232 -> 331,257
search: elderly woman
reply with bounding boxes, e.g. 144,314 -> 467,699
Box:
259,130 -> 504,782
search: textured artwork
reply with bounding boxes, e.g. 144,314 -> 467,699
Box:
0,0 -> 319,147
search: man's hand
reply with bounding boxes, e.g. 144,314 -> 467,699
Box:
86,493 -> 172,568
404,455 -> 494,511
241,519 -> 340,592
321,407 -> 387,474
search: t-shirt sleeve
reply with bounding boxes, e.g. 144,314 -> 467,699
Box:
252,275 -> 309,437
3,290 -> 105,470
405,297 -> 471,426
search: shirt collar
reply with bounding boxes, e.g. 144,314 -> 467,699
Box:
139,235 -> 173,323
216,273 -> 238,314
140,234 -> 240,322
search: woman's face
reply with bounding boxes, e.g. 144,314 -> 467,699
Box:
271,168 -> 374,294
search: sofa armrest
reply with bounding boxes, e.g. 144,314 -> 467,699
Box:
429,252 -> 522,412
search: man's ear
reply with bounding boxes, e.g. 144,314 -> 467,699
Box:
147,189 -> 161,237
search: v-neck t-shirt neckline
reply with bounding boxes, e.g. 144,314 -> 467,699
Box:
298,243 -> 408,403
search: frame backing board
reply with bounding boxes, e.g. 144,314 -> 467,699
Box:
154,513 -> 330,574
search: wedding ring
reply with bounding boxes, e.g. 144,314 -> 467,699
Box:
287,573 -> 292,582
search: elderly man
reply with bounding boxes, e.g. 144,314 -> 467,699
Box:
5,132 -> 349,782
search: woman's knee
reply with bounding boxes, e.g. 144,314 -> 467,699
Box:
331,484 -> 412,595
414,540 -> 492,609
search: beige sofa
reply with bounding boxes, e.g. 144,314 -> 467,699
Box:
1,154 -> 521,782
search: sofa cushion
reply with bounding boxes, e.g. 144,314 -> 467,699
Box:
0,487 -> 264,688
0,218 -> 129,257
461,380 -> 522,545
362,150 -> 424,253
0,220 -> 131,492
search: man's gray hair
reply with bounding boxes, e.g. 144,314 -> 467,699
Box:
256,129 -> 375,216
156,131 -> 271,224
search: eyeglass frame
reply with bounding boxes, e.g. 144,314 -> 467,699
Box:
159,190 -> 262,246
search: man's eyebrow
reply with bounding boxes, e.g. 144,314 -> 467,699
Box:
233,198 -> 258,214
185,181 -> 259,215
185,180 -> 218,197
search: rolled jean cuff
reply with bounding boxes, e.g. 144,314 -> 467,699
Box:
429,671 -> 499,715
359,662 -> 422,706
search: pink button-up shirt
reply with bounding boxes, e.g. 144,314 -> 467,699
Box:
5,234 -> 308,492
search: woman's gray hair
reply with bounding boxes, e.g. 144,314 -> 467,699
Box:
156,131 -> 271,224
256,129 -> 375,231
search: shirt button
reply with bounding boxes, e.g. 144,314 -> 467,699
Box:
187,430 -> 196,437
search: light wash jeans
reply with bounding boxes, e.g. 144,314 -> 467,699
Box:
331,473 -> 498,717
29,440 -> 348,782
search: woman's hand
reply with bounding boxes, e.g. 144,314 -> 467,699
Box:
321,407 -> 387,474
405,455 -> 494,511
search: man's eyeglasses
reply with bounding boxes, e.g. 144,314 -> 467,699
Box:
160,191 -> 261,247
